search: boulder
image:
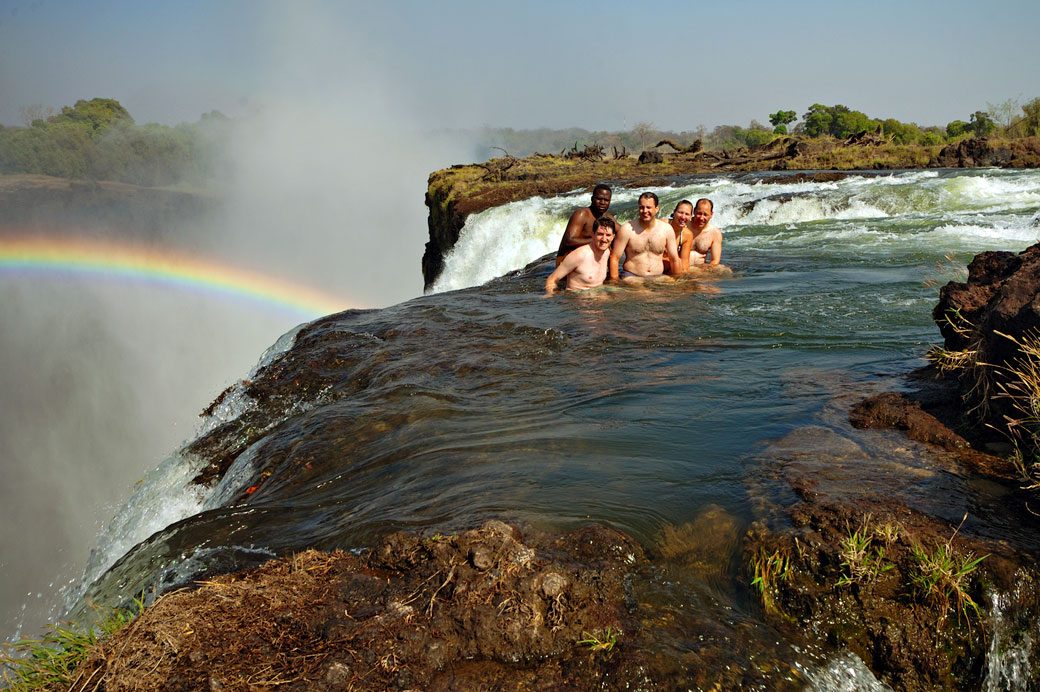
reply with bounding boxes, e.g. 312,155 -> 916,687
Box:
933,137 -> 1013,167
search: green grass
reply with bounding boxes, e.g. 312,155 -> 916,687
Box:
1,595 -> 145,691
836,523 -> 893,587
909,539 -> 986,625
750,547 -> 791,616
577,627 -> 618,652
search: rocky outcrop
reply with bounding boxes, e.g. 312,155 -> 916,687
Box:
933,137 -> 1013,167
745,498 -> 1040,692
849,391 -> 969,450
932,243 -> 1040,427
932,136 -> 1040,168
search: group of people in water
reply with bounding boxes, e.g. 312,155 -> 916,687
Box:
545,185 -> 725,294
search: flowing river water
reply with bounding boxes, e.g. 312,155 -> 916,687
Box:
24,168 -> 1040,688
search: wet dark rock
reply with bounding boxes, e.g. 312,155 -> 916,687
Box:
849,391 -> 969,450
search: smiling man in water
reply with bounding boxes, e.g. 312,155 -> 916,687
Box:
685,198 -> 723,268
609,192 -> 681,281
545,217 -> 616,293
555,184 -> 618,267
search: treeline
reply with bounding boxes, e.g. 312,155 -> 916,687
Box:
4,97 -> 1040,187
0,98 -> 232,187
470,98 -> 1040,158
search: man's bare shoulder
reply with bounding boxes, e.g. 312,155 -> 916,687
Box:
569,207 -> 594,223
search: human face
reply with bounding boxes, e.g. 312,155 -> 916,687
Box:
593,226 -> 614,250
673,203 -> 693,228
691,201 -> 713,230
591,189 -> 611,215
637,197 -> 659,223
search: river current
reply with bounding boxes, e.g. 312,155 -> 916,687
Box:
48,169 -> 1040,688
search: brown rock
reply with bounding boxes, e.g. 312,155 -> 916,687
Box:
848,392 -> 969,450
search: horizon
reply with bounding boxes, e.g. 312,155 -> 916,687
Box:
1,1 -> 1038,133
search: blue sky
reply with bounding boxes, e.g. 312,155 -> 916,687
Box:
2,0 -> 1038,132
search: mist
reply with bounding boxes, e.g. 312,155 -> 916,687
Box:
0,4 -> 478,640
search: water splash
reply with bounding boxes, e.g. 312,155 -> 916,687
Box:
982,589 -> 1035,692
798,652 -> 894,691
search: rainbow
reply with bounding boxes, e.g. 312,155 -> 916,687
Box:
0,236 -> 357,318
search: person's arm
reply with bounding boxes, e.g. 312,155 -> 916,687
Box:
609,228 -> 629,280
708,229 -> 722,266
665,227 -> 681,276
679,229 -> 692,272
545,250 -> 580,294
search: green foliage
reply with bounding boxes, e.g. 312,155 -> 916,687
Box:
909,540 -> 986,624
1009,97 -> 1040,138
1,596 -> 145,691
705,121 -> 776,151
802,104 -> 879,139
750,546 -> 790,616
577,627 -> 618,652
946,120 -> 970,138
969,110 -> 996,137
50,98 -> 134,137
836,523 -> 893,586
769,109 -> 797,129
0,98 -> 232,185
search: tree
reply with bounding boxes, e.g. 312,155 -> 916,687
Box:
19,104 -> 54,127
987,97 -> 1020,132
969,111 -> 996,137
51,98 -> 134,137
631,121 -> 655,150
1013,97 -> 1040,138
768,109 -> 797,134
803,104 -> 835,137
946,120 -> 970,139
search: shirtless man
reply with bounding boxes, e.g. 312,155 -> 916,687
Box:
555,184 -> 618,267
545,217 -> 615,293
609,192 -> 681,281
663,199 -> 694,273
683,198 -> 723,268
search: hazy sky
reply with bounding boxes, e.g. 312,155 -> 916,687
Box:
2,0 -> 1038,132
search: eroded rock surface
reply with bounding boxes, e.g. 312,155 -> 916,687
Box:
64,522 -> 654,691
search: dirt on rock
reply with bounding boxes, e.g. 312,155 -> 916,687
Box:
56,521 -> 657,692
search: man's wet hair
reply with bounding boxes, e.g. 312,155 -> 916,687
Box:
638,191 -> 660,206
695,198 -> 714,212
674,199 -> 694,214
593,183 -> 611,196
594,217 -> 616,231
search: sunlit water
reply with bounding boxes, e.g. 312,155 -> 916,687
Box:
27,169 -> 1040,686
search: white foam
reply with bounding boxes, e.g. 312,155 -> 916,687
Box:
62,450 -> 210,611
431,195 -> 575,292
982,589 -> 1034,692
797,652 -> 894,691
